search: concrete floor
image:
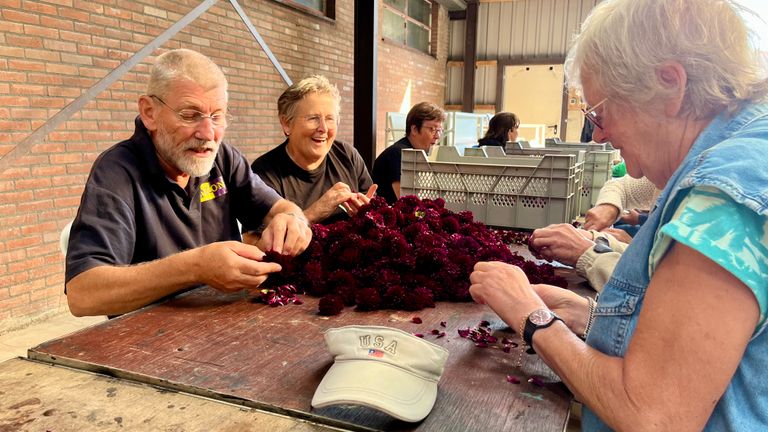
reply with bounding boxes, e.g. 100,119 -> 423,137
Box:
0,312 -> 106,363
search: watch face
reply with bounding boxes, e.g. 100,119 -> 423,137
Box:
529,309 -> 555,325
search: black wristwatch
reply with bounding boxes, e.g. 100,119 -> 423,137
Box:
593,236 -> 614,254
523,309 -> 563,349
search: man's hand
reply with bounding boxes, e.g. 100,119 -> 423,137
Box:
583,204 -> 620,231
529,223 -> 594,266
196,241 -> 282,292
260,211 -> 312,256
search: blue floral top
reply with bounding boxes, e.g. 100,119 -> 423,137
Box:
653,186 -> 768,329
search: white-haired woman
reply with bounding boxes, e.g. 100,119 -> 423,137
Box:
252,75 -> 376,224
469,0 -> 768,430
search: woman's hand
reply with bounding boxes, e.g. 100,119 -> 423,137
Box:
532,284 -> 591,336
340,184 -> 378,217
601,227 -> 633,244
304,182 -> 357,222
469,261 -> 546,330
584,204 -> 620,231
530,223 -> 594,266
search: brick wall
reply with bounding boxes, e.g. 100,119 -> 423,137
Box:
0,0 -> 448,333
375,4 -> 449,154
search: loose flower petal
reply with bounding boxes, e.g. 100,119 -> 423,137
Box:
413,333 -> 424,338
506,375 -> 521,384
411,316 -> 423,324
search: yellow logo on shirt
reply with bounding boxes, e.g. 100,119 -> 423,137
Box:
200,176 -> 227,203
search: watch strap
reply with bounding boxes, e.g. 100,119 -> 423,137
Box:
523,311 -> 562,350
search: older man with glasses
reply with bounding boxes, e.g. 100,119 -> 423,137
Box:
65,49 -> 312,317
372,101 -> 446,204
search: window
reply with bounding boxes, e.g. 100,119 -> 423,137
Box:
382,0 -> 433,54
293,0 -> 323,10
273,0 -> 335,20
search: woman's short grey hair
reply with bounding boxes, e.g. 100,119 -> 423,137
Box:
278,75 -> 341,124
565,0 -> 768,118
147,49 -> 228,100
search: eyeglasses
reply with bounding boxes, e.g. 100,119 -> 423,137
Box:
149,95 -> 232,127
582,98 -> 607,130
423,125 -> 444,135
301,114 -> 339,129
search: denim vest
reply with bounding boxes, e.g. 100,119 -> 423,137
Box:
583,104 -> 768,431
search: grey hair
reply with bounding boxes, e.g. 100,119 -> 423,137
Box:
277,75 -> 341,124
147,49 -> 228,100
565,0 -> 768,118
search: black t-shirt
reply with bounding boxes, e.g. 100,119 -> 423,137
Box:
65,117 -> 281,283
371,136 -> 413,204
251,140 -> 373,224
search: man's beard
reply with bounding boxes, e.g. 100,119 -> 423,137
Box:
154,123 -> 219,177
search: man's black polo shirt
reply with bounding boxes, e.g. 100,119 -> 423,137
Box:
65,117 -> 281,283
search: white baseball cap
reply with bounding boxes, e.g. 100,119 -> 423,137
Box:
311,325 -> 450,423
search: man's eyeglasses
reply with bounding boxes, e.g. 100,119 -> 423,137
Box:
582,98 -> 608,130
423,125 -> 444,135
150,95 -> 232,127
302,114 -> 339,128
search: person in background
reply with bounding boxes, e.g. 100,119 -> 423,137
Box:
66,49 -> 312,317
583,175 -> 659,233
469,0 -> 768,430
530,223 -> 628,292
477,112 -> 520,147
371,102 -> 446,204
251,75 -> 376,224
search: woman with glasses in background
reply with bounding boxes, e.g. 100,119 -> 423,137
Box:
372,101 -> 446,204
252,75 -> 376,224
469,0 -> 768,430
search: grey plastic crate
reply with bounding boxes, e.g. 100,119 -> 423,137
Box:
500,145 -> 620,215
401,146 -> 583,230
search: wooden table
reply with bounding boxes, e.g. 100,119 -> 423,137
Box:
0,357 -> 340,431
28,243 -> 589,432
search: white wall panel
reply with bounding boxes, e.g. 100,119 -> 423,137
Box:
474,65 -> 497,105
446,67 -> 464,105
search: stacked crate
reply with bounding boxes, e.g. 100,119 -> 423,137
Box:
502,143 -> 621,215
400,146 -> 584,230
